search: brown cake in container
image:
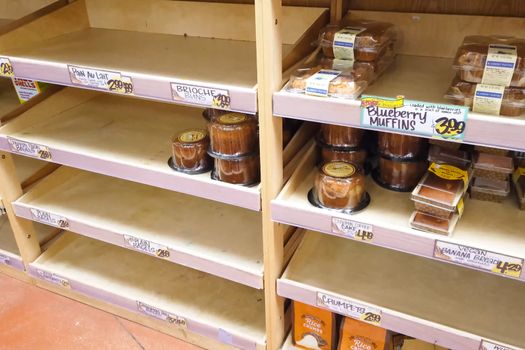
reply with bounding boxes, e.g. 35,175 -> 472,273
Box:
378,132 -> 427,159
376,156 -> 427,191
410,210 -> 459,236
314,161 -> 366,210
171,129 -> 211,173
319,19 -> 396,62
320,124 -> 365,148
470,177 -> 509,203
452,35 -> 525,87
320,146 -> 367,166
212,154 -> 260,185
444,78 -> 525,117
209,113 -> 258,156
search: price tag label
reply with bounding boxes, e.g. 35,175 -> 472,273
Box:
36,269 -> 70,288
136,301 -> 187,327
123,235 -> 170,259
30,209 -> 69,229
68,65 -> 133,95
316,292 -> 382,326
480,340 -> 518,350
434,241 -> 523,278
7,137 -> 52,160
331,217 -> 373,241
0,57 -> 14,77
12,78 -> 45,103
361,95 -> 469,141
0,254 -> 10,265
171,82 -> 230,109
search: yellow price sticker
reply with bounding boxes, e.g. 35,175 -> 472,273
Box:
359,311 -> 382,325
512,167 -> 525,184
434,116 -> 466,138
492,261 -> 523,278
107,76 -> 133,95
0,58 -> 14,77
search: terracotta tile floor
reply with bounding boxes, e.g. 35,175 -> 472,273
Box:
0,272 -> 201,350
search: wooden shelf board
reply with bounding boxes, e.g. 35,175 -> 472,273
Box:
30,232 -> 267,350
278,231 -> 525,350
0,1 -> 327,113
0,0 -> 57,20
272,143 -> 525,281
274,55 -> 525,151
14,167 -> 264,288
0,88 -> 261,211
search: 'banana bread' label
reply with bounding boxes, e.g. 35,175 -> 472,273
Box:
473,84 -> 505,115
333,27 -> 365,60
482,44 -> 517,86
434,241 -> 523,278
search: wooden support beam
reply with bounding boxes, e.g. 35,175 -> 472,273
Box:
0,152 -> 41,264
255,0 -> 286,349
330,0 -> 344,22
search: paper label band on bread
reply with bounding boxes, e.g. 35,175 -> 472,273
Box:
305,69 -> 341,97
473,83 -> 505,115
482,44 -> 518,86
333,27 -> 365,60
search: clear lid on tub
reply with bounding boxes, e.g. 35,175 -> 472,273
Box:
428,145 -> 471,168
452,36 -> 525,74
286,59 -> 370,99
471,177 -> 510,196
473,152 -> 514,174
410,210 -> 459,236
318,19 -> 396,60
412,170 -> 465,210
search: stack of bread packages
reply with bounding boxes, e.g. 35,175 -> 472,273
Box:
409,145 -> 472,236
286,18 -> 396,100
470,146 -> 513,204
445,35 -> 525,117
373,132 -> 428,192
170,109 -> 260,186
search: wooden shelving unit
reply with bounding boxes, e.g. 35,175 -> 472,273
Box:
0,0 -> 327,113
30,232 -> 267,350
278,231 -> 525,350
1,1 -> 524,350
272,142 -> 525,281
13,166 -> 265,288
0,155 -> 57,273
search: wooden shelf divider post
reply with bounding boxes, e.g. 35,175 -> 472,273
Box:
255,0 -> 286,349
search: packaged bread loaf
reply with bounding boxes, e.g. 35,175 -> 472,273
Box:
473,152 -> 514,181
286,61 -> 370,99
444,78 -> 525,117
293,301 -> 338,350
319,20 -> 396,62
453,35 -> 525,87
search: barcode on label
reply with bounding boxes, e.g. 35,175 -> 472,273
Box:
316,292 -> 382,326
30,209 -> 69,228
480,340 -> 517,350
331,217 -> 373,241
7,137 -> 52,160
136,301 -> 187,327
123,235 -> 170,259
0,254 -> 10,265
36,269 -> 70,288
